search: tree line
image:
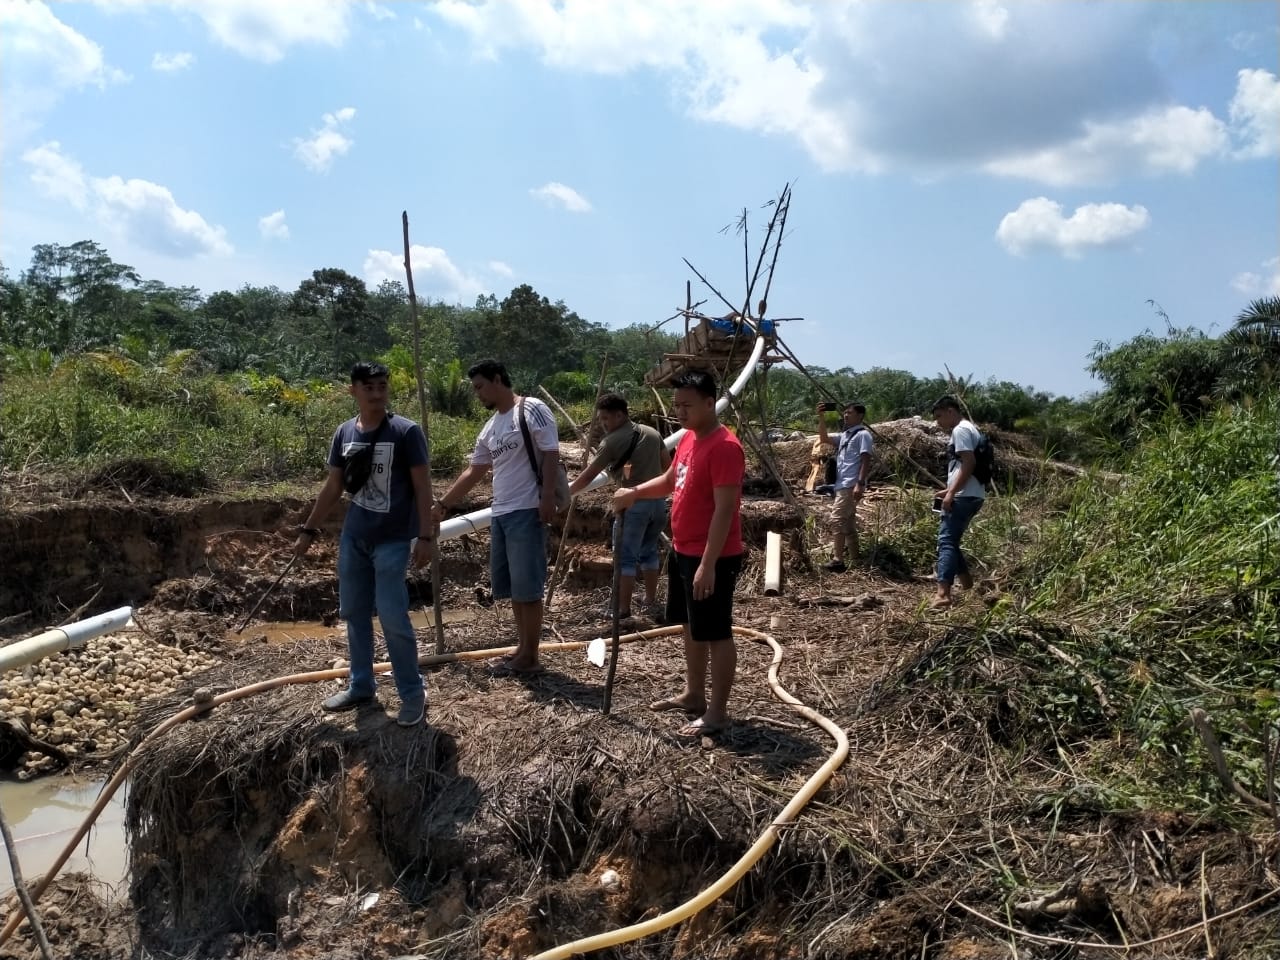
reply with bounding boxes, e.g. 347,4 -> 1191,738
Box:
2,240 -> 1275,458
0,240 -> 681,405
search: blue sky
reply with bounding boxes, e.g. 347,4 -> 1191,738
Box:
1,0 -> 1276,396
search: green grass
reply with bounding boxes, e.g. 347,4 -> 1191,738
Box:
984,399 -> 1280,814
0,351 -> 486,487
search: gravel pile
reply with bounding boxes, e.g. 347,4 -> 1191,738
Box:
0,628 -> 219,779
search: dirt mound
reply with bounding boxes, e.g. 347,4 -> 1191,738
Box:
112,628 -> 830,957
763,418 -> 1076,494
76,458 -> 210,498
0,496 -> 312,621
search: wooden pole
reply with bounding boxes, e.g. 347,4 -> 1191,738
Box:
537,385 -> 590,450
0,799 -> 53,960
544,357 -> 610,612
602,509 -> 626,715
402,212 -> 447,655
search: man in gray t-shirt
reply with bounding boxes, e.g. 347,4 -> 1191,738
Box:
569,393 -> 670,620
294,361 -> 435,727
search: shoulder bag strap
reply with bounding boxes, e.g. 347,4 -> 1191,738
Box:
611,428 -> 642,474
517,399 -> 544,484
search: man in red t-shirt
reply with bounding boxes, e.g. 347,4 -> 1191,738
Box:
614,369 -> 744,735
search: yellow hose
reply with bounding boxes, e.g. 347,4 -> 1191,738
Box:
528,625 -> 849,960
0,625 -> 849,956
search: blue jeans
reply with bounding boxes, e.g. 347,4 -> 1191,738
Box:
936,496 -> 983,585
337,534 -> 423,705
613,499 -> 667,577
490,508 -> 547,602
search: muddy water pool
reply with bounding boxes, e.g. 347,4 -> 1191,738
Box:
0,777 -> 127,897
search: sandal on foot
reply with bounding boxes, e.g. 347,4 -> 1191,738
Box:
650,698 -> 703,713
678,717 -> 728,737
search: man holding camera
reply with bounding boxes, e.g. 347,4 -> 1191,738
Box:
816,401 -> 873,572
294,361 -> 434,727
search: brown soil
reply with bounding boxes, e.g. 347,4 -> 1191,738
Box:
0,446 -> 1276,960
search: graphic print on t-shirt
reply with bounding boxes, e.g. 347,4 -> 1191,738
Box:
344,440 -> 394,514
674,458 -> 689,491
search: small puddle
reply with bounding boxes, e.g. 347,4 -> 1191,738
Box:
241,608 -> 475,644
0,777 -> 127,898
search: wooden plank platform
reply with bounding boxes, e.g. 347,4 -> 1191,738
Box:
645,317 -> 774,387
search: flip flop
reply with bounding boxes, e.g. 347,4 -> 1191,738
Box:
678,718 -> 728,737
650,698 -> 704,713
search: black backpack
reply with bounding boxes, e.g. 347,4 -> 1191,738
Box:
948,431 -> 995,487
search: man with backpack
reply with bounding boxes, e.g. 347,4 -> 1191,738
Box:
930,395 -> 989,609
816,401 -> 873,572
294,361 -> 434,727
568,393 -> 670,621
433,358 -> 562,676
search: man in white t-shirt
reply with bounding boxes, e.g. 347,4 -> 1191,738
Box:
434,359 -> 560,675
930,395 -> 986,608
816,401 -> 874,572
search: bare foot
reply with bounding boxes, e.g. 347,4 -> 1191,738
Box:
931,594 -> 953,609
650,694 -> 705,714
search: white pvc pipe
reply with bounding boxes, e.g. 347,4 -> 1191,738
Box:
0,606 -> 133,674
437,331 -> 770,542
763,531 -> 783,597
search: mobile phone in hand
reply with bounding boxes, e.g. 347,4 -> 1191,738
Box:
932,496 -> 944,514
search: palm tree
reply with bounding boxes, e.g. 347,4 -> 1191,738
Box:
1221,296 -> 1280,397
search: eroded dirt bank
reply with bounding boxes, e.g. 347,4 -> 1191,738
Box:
1,475 -> 1276,960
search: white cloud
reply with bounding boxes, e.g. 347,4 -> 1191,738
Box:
92,175 -> 233,256
996,197 -> 1150,258
488,260 -> 514,278
0,0 -> 127,149
433,1 -> 1255,185
1231,256 -> 1280,297
151,50 -> 194,72
364,246 -> 486,303
97,0 -> 353,63
1229,68 -> 1280,159
983,105 -> 1229,186
365,1 -> 395,21
1228,31 -> 1259,54
531,181 -> 592,213
23,140 -> 90,208
293,107 -> 356,172
23,141 -> 232,257
258,209 -> 289,241
970,0 -> 1010,40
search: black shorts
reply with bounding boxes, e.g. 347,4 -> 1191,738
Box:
667,551 -> 743,642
